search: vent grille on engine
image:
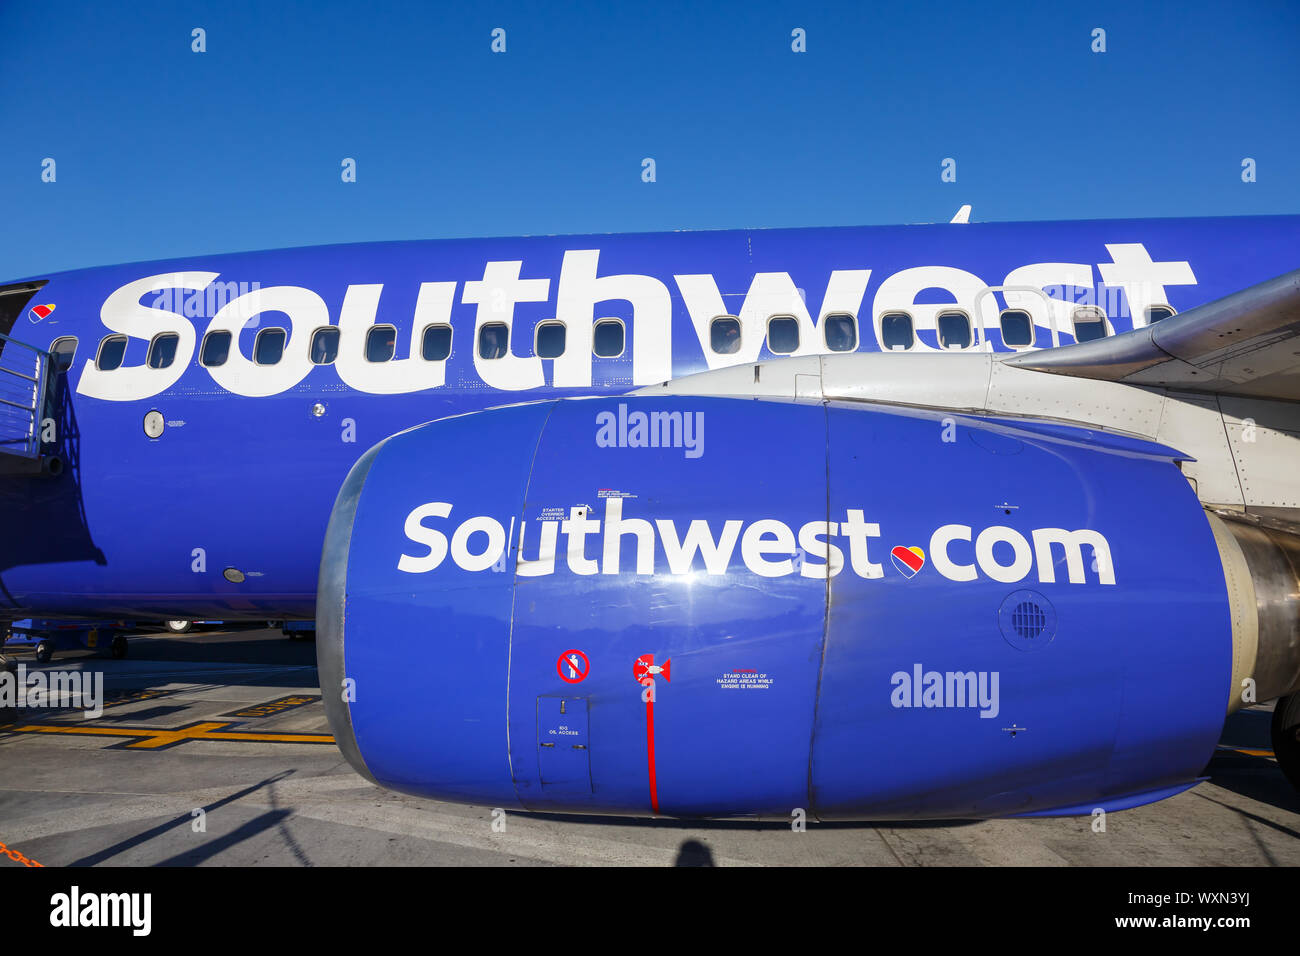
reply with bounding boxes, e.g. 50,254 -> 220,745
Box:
998,590 -> 1057,650
1011,601 -> 1048,639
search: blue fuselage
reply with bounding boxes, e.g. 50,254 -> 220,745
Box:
1,214 -> 1297,618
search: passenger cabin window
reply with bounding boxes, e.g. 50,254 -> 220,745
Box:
823,313 -> 857,352
96,335 -> 127,372
254,327 -> 287,366
366,325 -> 396,363
536,322 -> 566,359
200,330 -> 231,367
1072,307 -> 1108,342
147,332 -> 179,369
310,327 -> 339,365
710,316 -> 741,354
421,324 -> 451,361
49,336 -> 77,371
479,322 -> 509,360
999,310 -> 1034,348
1145,305 -> 1176,324
937,310 -> 972,350
766,316 -> 799,354
880,312 -> 914,351
593,319 -> 624,358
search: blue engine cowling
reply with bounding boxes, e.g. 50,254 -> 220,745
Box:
317,396 -> 1231,820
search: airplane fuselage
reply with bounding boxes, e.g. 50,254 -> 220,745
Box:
2,214 -> 1297,619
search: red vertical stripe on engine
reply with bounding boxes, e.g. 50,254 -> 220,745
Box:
646,690 -> 659,814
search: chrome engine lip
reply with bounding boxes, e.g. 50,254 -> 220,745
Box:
316,439 -> 387,786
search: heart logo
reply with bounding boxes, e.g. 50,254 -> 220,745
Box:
28,303 -> 54,323
890,545 -> 925,578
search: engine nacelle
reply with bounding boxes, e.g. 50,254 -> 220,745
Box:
318,396 -> 1275,819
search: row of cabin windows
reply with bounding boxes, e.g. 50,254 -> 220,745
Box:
710,313 -> 859,355
82,321 -> 624,372
485,319 -> 627,360
880,304 -> 1177,351
88,315 -> 854,371
78,303 -> 1180,372
195,319 -> 626,368
682,305 -> 1172,354
199,324 -> 458,368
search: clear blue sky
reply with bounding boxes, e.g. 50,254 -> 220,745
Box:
1,0 -> 1297,277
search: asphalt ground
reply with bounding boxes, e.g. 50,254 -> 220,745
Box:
1,625 -> 1296,867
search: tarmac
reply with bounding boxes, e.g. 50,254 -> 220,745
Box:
2,625 -> 1297,866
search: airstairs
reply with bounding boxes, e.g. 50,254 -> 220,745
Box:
0,330 -> 57,475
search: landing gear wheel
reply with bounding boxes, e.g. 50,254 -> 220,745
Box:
1271,693 -> 1300,793
35,640 -> 53,663
111,634 -> 128,659
165,620 -> 191,634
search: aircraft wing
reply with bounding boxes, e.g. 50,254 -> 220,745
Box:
1003,267 -> 1300,402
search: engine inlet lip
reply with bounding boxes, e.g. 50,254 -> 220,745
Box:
316,440 -> 387,786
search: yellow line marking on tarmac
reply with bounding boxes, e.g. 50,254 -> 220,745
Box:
10,720 -> 334,750
1215,746 -> 1275,757
102,688 -> 179,708
224,694 -> 321,719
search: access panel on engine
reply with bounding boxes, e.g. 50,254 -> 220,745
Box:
507,396 -> 830,816
537,696 -> 592,794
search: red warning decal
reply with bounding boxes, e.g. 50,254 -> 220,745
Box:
633,654 -> 671,683
556,649 -> 590,684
